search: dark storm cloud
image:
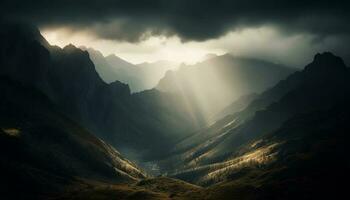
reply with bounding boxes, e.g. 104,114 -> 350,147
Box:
1,0 -> 349,42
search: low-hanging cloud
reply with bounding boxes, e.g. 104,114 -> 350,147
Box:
1,0 -> 349,42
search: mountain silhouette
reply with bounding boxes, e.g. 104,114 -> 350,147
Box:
82,47 -> 179,92
0,21 -> 204,162
156,54 -> 295,118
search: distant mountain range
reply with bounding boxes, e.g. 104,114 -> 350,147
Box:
156,54 -> 295,119
81,47 -> 179,92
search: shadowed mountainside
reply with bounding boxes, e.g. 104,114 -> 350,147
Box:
0,21 -> 204,161
155,53 -> 350,199
0,76 -> 146,199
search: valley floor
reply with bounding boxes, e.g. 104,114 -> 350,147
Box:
53,177 -> 256,200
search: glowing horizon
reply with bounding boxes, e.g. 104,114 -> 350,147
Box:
41,27 -> 226,65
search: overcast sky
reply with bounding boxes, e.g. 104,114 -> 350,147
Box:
1,0 -> 349,66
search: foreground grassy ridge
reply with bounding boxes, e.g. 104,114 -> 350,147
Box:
54,177 -> 262,200
54,177 -> 201,200
54,177 -> 261,200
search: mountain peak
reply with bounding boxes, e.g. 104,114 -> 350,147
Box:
63,43 -> 78,51
0,20 -> 51,48
314,52 -> 344,63
108,80 -> 131,96
305,52 -> 347,74
62,44 -> 92,59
